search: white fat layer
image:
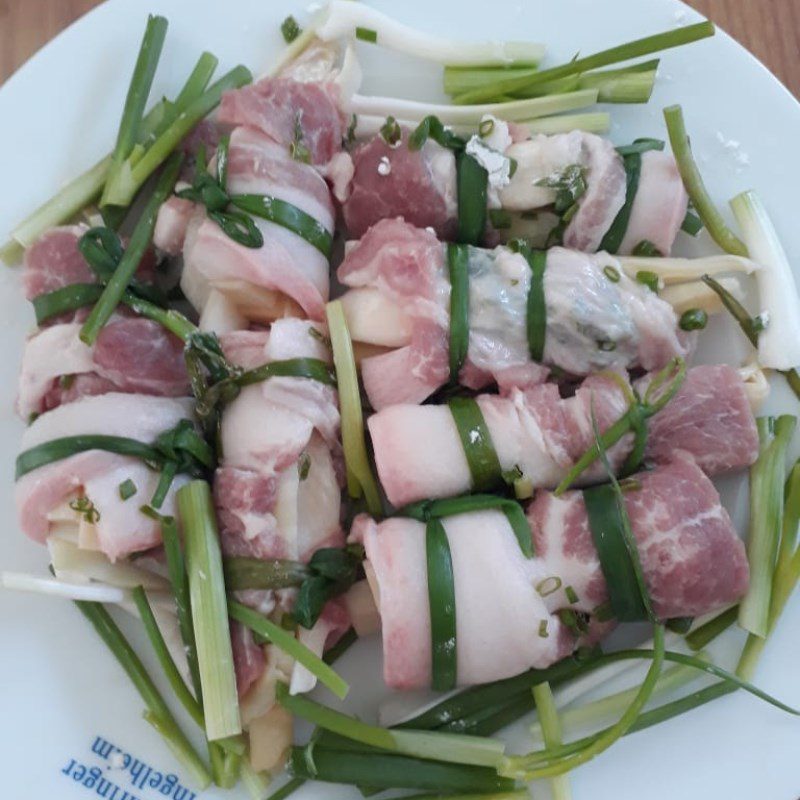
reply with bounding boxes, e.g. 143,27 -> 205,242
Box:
423,140 -> 458,220
199,290 -> 248,333
465,135 -> 512,207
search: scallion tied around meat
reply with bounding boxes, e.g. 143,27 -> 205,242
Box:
177,136 -> 333,255
554,356 -> 687,495
15,419 -> 213,509
409,116 -> 487,245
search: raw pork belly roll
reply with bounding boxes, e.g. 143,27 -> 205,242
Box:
338,218 -> 692,409
15,393 -> 195,561
356,453 -> 748,689
17,318 -> 189,420
369,364 -> 759,507
158,126 -> 335,323
343,128 -> 687,255
212,318 -> 347,697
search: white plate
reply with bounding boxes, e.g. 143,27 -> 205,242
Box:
1,1 -> 799,798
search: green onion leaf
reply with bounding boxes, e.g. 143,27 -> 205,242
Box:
509,241 -> 547,362
426,518 -> 458,691
447,398 -> 502,492
355,26 -> 378,43
230,194 -> 332,256
681,209 -> 704,236
456,153 -> 488,245
178,481 -> 241,741
447,243 -> 471,381
678,308 -> 708,331
599,152 -> 642,253
75,600 -> 211,787
223,557 -> 311,591
228,602 -> 349,699
663,105 -> 748,256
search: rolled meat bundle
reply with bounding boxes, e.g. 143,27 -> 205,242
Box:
15,393 -> 196,561
212,318 -> 348,698
339,217 -> 692,409
369,364 -> 760,507
343,127 -> 687,255
355,452 -> 749,690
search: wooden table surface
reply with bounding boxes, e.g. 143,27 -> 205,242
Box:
1,0 -> 798,95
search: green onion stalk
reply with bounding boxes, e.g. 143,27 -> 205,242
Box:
555,357 -> 687,495
325,300 -> 382,514
738,416 -> 796,637
1,50 -> 219,262
100,15 -> 169,209
452,22 -> 714,104
178,480 -> 242,741
532,682 -> 572,800
74,600 -> 211,788
80,151 -> 184,345
663,105 -> 748,256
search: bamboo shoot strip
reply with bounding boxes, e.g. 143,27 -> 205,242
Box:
178,480 -> 242,741
326,300 -> 382,514
74,600 -> 211,787
100,15 -> 169,207
103,66 -> 252,207
228,602 -> 349,699
454,22 -> 714,104
80,152 -> 183,345
1,51 -> 217,258
663,105 -> 748,256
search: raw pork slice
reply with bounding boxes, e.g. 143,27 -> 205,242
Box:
15,393 -> 194,561
18,318 -> 189,419
356,453 -> 748,689
369,364 -> 759,507
24,225 -> 157,303
343,131 -> 457,239
218,76 -> 343,166
338,218 -> 692,409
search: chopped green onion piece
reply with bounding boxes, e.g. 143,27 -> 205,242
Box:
565,586 -> 579,605
681,209 -> 704,236
632,239 -> 662,257
379,115 -> 402,146
281,15 -> 302,43
536,577 -> 563,597
456,153 -> 488,245
739,416 -> 796,637
229,602 -> 349,699
277,683 -> 504,767
355,26 -> 378,43
118,478 -> 137,501
447,243 -> 471,381
101,15 -> 169,208
447,398 -> 502,492
615,138 -> 665,157
81,152 -> 183,345
325,300 -> 382,514
679,308 -> 708,331
603,265 -> 621,282
74,600 -> 211,787
663,105 -> 748,256
178,481 -> 241,741
453,22 -> 714,104
426,518 -> 458,691
636,270 -> 660,292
